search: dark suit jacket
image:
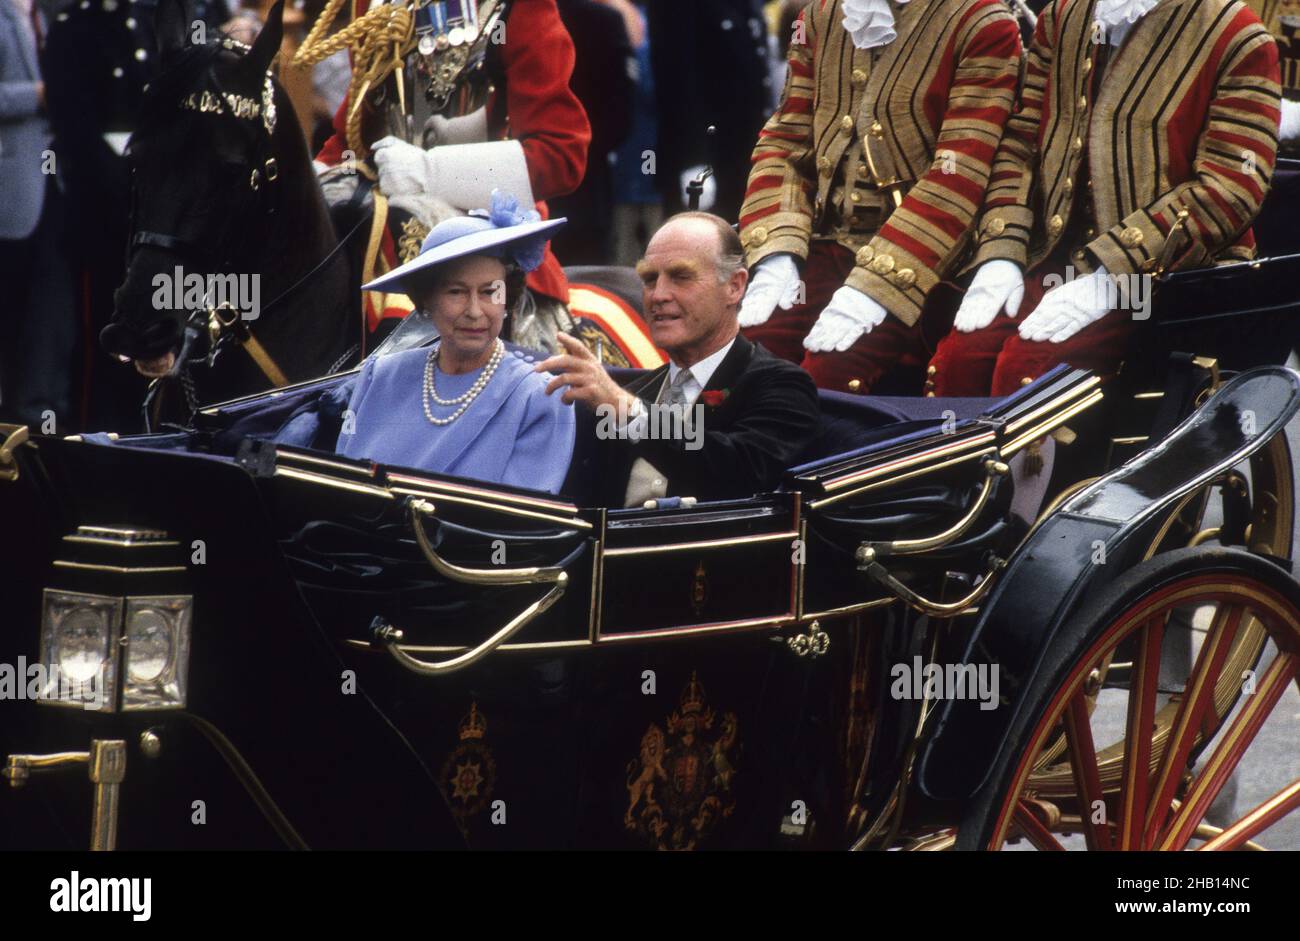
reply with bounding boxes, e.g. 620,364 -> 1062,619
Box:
594,335 -> 820,505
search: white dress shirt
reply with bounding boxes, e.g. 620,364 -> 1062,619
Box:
622,338 -> 737,507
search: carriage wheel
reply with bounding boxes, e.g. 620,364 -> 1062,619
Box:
1026,433 -> 1294,796
958,546 -> 1300,850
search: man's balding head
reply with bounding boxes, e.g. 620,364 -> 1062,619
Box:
637,213 -> 749,368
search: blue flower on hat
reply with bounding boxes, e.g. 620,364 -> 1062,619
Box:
468,190 -> 546,272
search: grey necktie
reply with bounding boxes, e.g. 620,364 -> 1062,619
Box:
624,368 -> 694,507
661,367 -> 694,408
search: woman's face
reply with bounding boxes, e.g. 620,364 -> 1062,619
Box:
417,254 -> 509,367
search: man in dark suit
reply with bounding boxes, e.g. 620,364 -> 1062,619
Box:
538,211 -> 820,505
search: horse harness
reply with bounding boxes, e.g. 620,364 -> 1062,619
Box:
128,37 -> 350,392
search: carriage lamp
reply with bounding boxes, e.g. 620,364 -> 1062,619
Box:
38,526 -> 193,713
121,596 -> 192,711
38,591 -> 123,713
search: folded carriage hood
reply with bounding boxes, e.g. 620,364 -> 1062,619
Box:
915,366 -> 1300,802
0,434 -> 466,848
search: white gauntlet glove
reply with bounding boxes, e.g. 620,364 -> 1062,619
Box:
954,259 -> 1025,332
371,134 -> 535,213
738,253 -> 802,327
1018,266 -> 1112,343
803,285 -> 888,353
371,135 -> 437,199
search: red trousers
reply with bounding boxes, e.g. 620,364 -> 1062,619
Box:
928,263 -> 1136,397
742,241 -> 930,393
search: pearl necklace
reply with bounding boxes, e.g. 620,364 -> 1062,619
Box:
422,339 -> 505,426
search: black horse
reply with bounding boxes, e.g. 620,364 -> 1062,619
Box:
104,0 -> 359,420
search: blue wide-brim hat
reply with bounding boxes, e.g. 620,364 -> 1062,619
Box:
362,190 -> 566,295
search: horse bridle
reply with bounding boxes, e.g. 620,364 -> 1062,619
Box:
126,39 -> 295,388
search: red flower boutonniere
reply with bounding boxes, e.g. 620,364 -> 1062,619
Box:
701,390 -> 729,407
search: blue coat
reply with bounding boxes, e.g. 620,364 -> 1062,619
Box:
336,344 -> 576,494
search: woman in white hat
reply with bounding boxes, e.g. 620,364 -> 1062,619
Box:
335,192 -> 576,494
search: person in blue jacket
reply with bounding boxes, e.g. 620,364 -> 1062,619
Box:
335,192 -> 576,494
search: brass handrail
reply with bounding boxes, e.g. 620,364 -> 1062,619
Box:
856,456 -> 1009,559
407,498 -> 570,586
861,557 -> 1005,617
370,576 -> 568,675
0,424 -> 30,482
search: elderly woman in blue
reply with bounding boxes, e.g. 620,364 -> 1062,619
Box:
335,194 -> 575,494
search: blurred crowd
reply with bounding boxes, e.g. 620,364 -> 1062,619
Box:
0,0 -> 807,432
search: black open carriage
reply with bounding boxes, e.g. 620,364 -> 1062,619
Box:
3,170 -> 1300,851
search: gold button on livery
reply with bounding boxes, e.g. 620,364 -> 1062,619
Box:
984,218 -> 1006,237
817,155 -> 831,173
857,163 -> 870,178
1020,377 -> 1034,387
850,191 -> 861,203
870,253 -> 895,274
870,121 -> 884,138
1072,137 -> 1084,153
1120,226 -> 1144,248
851,68 -> 868,88
855,245 -> 875,266
748,226 -> 768,246
926,364 -> 937,376
1082,57 -> 1093,74
1064,178 -> 1073,194
841,115 -> 854,131
1048,214 -> 1064,237
1078,95 -> 1088,110
847,379 -> 862,392
1072,249 -> 1087,265
894,268 -> 916,289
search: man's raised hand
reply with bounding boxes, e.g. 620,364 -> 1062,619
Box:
536,332 -> 636,412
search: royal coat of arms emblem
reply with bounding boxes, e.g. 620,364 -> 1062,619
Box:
625,672 -> 740,850
438,701 -> 497,825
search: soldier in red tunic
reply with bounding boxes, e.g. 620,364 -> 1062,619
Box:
309,0 -> 591,351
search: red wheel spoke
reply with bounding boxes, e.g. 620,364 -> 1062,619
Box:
1064,691 -> 1113,851
1144,603 -> 1244,847
1012,801 -> 1066,851
1197,777 -> 1300,851
1119,615 -> 1164,850
1161,651 -> 1298,850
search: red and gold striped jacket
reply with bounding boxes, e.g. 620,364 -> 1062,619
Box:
738,0 -> 1022,325
972,0 -> 1281,277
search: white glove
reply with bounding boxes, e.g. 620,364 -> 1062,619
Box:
680,164 -> 717,211
372,135 -> 436,198
1280,99 -> 1300,142
803,285 -> 888,352
738,253 -> 802,327
1018,266 -> 1112,343
954,259 -> 1024,332
423,106 -> 489,147
317,162 -> 362,208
